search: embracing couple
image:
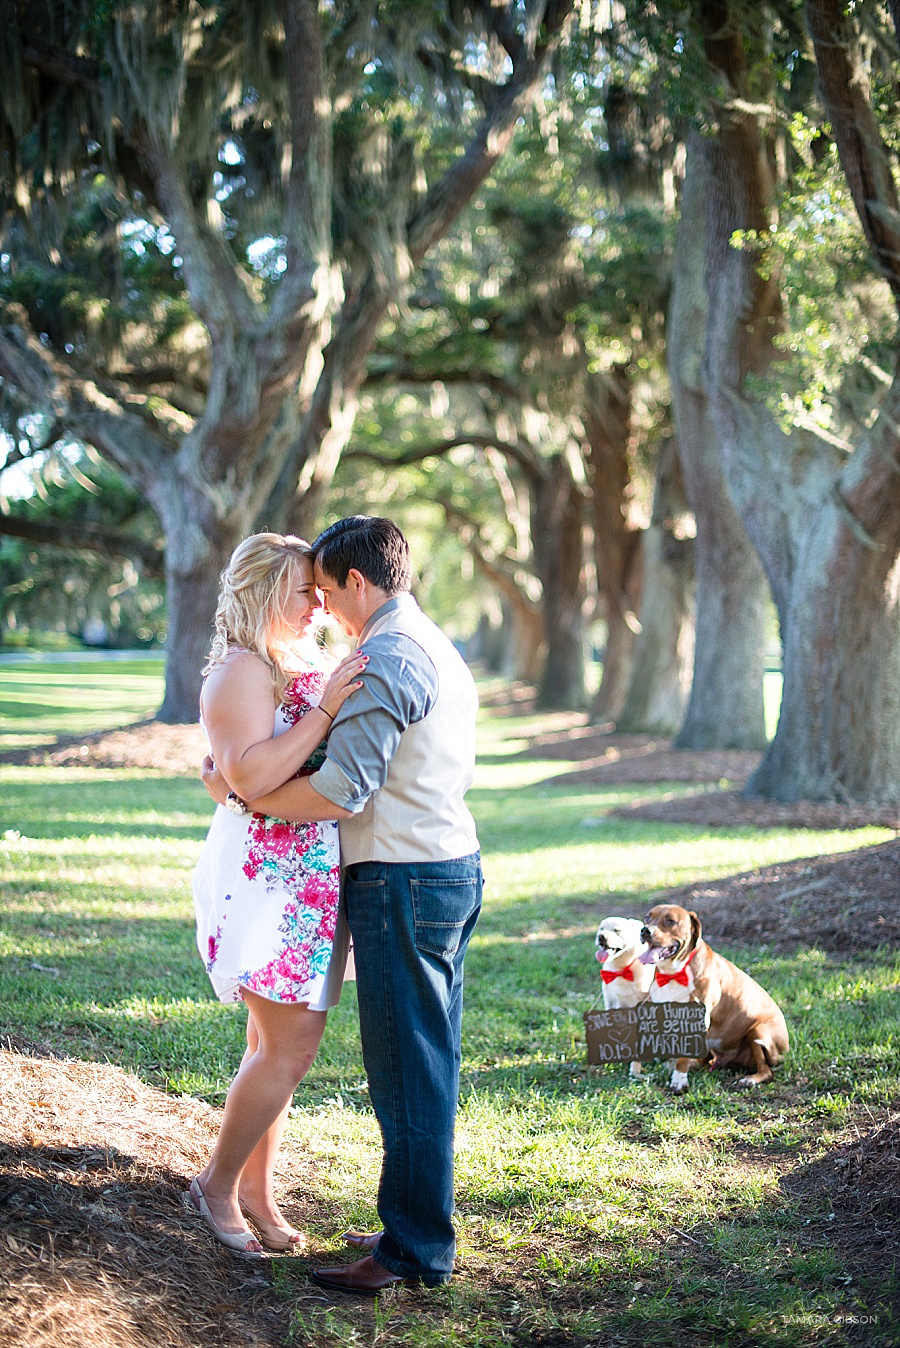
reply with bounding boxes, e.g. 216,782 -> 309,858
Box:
190,515 -> 482,1294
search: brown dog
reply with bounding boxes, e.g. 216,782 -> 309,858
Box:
640,904 -> 788,1092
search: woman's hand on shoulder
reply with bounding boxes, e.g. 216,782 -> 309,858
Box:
318,652 -> 368,722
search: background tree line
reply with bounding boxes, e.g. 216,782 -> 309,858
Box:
0,0 -> 898,805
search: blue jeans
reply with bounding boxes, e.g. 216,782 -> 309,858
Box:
343,852 -> 483,1284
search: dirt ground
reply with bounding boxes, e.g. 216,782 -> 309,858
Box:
2,716 -> 898,1344
1,719 -> 208,775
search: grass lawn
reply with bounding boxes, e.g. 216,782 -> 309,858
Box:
1,661 -> 897,1346
0,658 -> 165,750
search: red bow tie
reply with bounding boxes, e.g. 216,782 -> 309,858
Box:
655,966 -> 690,987
601,963 -> 635,984
654,948 -> 697,987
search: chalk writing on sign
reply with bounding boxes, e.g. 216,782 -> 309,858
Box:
584,1003 -> 708,1064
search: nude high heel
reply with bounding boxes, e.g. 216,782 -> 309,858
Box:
186,1178 -> 264,1258
239,1201 -> 307,1253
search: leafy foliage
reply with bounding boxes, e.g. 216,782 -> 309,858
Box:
0,449 -> 165,646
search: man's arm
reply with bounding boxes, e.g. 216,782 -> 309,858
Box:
201,756 -> 353,821
308,637 -> 437,812
200,634 -> 436,821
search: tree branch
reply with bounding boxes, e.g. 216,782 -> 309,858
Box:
837,367 -> 900,550
274,0 -> 332,320
345,431 -> 545,480
806,0 -> 900,307
0,511 -> 163,576
364,362 -> 521,402
21,39 -> 100,90
406,0 -> 575,265
437,496 -> 539,612
134,132 -> 259,338
0,320 -> 175,496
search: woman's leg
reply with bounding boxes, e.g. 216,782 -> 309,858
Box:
238,1099 -> 297,1228
216,1005 -> 303,1233
196,991 -> 326,1239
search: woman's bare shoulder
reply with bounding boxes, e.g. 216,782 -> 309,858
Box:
202,649 -> 274,708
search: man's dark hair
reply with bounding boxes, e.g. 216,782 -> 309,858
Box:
311,516 -> 412,594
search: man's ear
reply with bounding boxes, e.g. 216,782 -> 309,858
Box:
346,567 -> 366,595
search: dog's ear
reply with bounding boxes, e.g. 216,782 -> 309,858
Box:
688,910 -> 702,949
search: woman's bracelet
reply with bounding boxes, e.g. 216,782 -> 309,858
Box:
319,706 -> 335,721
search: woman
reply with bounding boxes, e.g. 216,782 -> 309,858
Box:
189,533 -> 365,1257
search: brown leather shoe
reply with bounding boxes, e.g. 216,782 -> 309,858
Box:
311,1254 -> 410,1296
342,1228 -> 382,1250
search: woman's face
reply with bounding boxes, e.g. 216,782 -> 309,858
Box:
274,557 -> 321,640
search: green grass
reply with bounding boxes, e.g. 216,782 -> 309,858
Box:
1,660 -> 898,1346
0,659 -> 165,749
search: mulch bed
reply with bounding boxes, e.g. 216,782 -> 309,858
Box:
782,1111 -> 900,1286
608,786 -> 900,831
0,1041 -> 345,1348
0,1041 -> 288,1348
599,837 -> 900,957
0,720 -> 207,774
528,722 -> 762,784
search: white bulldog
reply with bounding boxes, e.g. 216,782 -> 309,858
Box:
595,916 -> 655,1079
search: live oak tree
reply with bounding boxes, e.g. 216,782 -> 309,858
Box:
344,99 -> 684,714
625,0 -> 774,751
680,0 -> 900,800
0,0 -> 574,719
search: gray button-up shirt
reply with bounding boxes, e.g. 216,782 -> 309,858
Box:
311,596 -> 439,813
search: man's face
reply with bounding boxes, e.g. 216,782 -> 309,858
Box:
313,559 -> 364,638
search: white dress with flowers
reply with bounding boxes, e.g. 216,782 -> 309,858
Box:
192,669 -> 350,1011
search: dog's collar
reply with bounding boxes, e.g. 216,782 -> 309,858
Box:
654,946 -> 698,988
601,960 -> 636,984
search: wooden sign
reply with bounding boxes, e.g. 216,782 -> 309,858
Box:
584,1003 -> 708,1065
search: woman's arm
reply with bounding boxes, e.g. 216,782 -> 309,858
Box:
201,755 -> 353,821
201,650 -> 365,800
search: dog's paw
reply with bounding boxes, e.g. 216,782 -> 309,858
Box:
668,1069 -> 690,1093
735,1075 -> 763,1089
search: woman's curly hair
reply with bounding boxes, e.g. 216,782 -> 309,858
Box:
203,533 -> 314,702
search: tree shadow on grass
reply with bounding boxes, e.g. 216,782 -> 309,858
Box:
447,1113 -> 900,1348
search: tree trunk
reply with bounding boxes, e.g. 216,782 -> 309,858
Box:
152,481 -> 244,723
675,513 -> 766,749
617,440 -> 695,734
595,593 -> 640,722
685,0 -> 900,798
531,453 -> 586,709
157,546 -> 229,723
667,128 -> 769,750
747,503 -> 900,801
582,366 -> 643,721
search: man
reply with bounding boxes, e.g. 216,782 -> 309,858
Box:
203,516 -> 482,1293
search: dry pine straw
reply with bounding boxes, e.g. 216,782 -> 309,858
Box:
0,1042 -> 301,1348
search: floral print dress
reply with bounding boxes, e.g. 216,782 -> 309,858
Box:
193,669 -> 350,1010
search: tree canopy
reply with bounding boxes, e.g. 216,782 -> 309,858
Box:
2,0 -> 899,802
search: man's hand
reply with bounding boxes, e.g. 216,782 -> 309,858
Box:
201,754 -> 230,806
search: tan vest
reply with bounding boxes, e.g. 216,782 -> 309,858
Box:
337,598 -> 479,865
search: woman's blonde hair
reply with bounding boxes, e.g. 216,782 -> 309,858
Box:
203,533 -> 314,701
